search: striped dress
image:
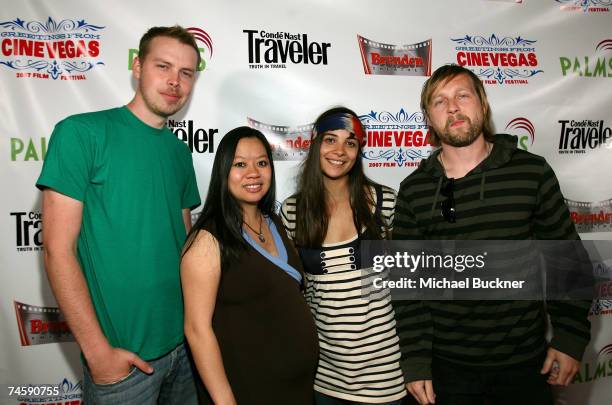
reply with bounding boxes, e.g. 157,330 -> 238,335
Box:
281,185 -> 406,403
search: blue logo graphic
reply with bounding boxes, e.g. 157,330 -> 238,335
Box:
359,109 -> 432,167
451,34 -> 543,84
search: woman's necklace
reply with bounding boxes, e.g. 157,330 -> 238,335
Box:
243,213 -> 265,243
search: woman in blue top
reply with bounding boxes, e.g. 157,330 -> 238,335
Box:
182,127 -> 318,405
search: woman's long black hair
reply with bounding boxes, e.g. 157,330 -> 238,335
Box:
183,126 -> 276,266
293,106 -> 386,248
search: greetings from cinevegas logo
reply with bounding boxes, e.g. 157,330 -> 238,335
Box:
247,117 -> 312,160
505,117 -> 535,151
560,39 -> 612,78
359,109 -> 432,168
14,301 -> 74,346
244,29 -> 331,69
0,17 -> 104,80
590,259 -> 612,316
558,119 -> 611,154
590,299 -> 612,316
566,198 -> 612,233
557,0 -> 611,12
590,258 -> 612,316
357,35 -> 432,76
451,34 -> 542,85
129,27 -> 212,71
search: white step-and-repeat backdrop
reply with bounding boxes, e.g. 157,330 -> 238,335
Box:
1,0 -> 611,404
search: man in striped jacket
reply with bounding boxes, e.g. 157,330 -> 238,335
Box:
393,64 -> 591,405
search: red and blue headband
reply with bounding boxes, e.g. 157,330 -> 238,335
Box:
312,113 -> 365,144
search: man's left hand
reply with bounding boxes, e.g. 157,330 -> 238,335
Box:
540,347 -> 580,386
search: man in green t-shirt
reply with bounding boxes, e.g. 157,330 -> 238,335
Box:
37,26 -> 202,405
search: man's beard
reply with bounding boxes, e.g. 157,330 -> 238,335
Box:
436,113 -> 483,147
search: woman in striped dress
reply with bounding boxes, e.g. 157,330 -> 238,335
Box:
281,107 -> 406,404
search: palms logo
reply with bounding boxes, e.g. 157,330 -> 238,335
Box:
187,27 -> 213,70
596,39 -> 612,52
560,38 -> 612,77
599,343 -> 612,356
505,117 -> 535,150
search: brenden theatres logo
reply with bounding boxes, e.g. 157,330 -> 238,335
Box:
573,343 -> 612,383
167,119 -> 217,154
12,378 -> 82,405
129,26 -> 213,71
243,29 -> 331,69
558,119 -> 611,154
560,39 -> 612,78
14,301 -> 74,346
10,211 -> 43,252
247,117 -> 312,160
566,198 -> 612,233
0,17 -> 105,80
451,34 -> 542,85
357,35 -> 432,76
10,137 -> 47,161
504,117 -> 535,151
359,109 -> 432,168
557,0 -> 611,12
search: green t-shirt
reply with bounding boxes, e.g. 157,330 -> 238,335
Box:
37,106 -> 201,360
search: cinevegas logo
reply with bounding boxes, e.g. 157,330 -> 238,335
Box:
504,117 -> 535,150
359,109 -> 432,168
590,258 -> 612,316
243,29 -> 331,69
558,119 -> 611,154
566,198 -> 612,233
14,301 -> 74,346
247,117 -> 312,160
357,35 -> 432,76
590,299 -> 612,316
557,0 -> 611,12
451,34 -> 542,85
128,26 -> 213,71
0,17 -> 105,80
560,39 -> 612,78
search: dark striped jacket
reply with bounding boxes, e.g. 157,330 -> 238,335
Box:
392,134 -> 591,381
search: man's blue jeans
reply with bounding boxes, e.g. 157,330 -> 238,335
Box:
82,343 -> 197,405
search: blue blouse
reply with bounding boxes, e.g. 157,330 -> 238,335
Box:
242,216 -> 303,285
